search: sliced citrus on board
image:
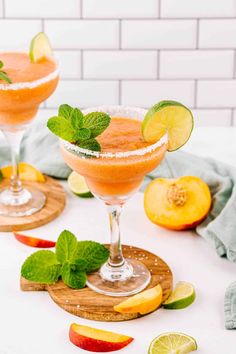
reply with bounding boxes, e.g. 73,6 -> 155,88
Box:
114,284 -> 162,315
148,332 -> 197,354
1,163 -> 45,182
142,100 -> 194,151
163,281 -> 195,309
68,171 -> 93,198
29,32 -> 53,62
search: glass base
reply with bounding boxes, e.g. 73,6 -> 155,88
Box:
86,258 -> 151,297
0,186 -> 46,217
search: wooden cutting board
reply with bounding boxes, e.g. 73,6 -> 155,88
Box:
21,245 -> 173,322
0,176 -> 66,232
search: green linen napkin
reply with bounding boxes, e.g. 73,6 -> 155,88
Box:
225,282 -> 236,329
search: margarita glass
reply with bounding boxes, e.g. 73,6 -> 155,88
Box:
0,52 -> 59,217
61,106 -> 168,296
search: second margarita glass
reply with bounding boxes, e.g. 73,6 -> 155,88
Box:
61,106 -> 168,297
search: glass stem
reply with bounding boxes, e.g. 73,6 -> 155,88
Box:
3,130 -> 24,194
107,204 -> 125,268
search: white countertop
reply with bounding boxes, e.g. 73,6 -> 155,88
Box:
1,127 -> 236,354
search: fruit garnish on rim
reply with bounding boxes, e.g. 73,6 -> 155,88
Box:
29,32 -> 53,63
142,100 -> 194,151
114,284 -> 162,315
68,171 -> 93,198
14,233 -> 56,248
148,332 -> 197,354
47,104 -> 111,152
163,281 -> 196,309
69,323 -> 133,352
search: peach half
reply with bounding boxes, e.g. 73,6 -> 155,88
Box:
69,323 -> 133,352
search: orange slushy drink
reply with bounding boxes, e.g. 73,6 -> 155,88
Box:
0,52 -> 58,127
61,117 -> 167,198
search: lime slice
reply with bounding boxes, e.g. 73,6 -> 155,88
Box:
149,332 -> 197,354
142,100 -> 194,152
68,171 -> 93,198
163,281 -> 195,309
29,32 -> 53,62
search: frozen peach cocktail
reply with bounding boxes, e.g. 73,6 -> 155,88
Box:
0,33 -> 59,217
61,115 -> 167,199
48,102 -> 193,297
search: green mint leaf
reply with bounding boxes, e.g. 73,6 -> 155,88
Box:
56,230 -> 78,264
0,71 -> 12,84
47,116 -> 76,141
21,250 -> 61,284
72,241 -> 109,273
61,263 -> 86,289
83,112 -> 111,138
58,104 -> 74,120
78,138 -> 101,152
71,108 -> 84,129
76,128 -> 91,141
0,61 -> 3,69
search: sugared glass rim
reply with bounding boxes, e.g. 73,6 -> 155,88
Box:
0,51 -> 59,91
61,105 -> 168,159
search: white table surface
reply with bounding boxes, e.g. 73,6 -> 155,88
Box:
1,127 -> 236,354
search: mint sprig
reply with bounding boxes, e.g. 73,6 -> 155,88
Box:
0,60 -> 12,84
21,230 -> 109,289
47,104 -> 111,152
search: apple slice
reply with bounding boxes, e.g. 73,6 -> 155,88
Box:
114,284 -> 163,315
69,323 -> 133,352
14,233 -> 56,248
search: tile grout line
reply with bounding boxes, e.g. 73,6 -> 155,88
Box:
80,0 -> 83,18
81,50 -> 84,79
2,0 -> 5,17
41,18 -> 45,32
118,80 -> 121,105
157,50 -> 160,79
194,80 -> 198,108
233,49 -> 236,79
230,109 -> 234,126
158,0 -> 161,18
119,19 -> 122,49
196,18 -> 200,49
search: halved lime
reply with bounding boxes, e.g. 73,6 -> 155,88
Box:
149,332 -> 197,354
163,281 -> 195,309
29,32 -> 53,62
68,171 -> 93,198
142,100 -> 194,151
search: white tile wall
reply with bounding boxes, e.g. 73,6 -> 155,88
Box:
122,20 -> 197,49
83,51 -> 157,79
161,0 -> 236,18
5,0 -> 80,18
160,51 -> 234,79
83,0 -> 159,18
1,0 -> 236,126
121,81 -> 194,107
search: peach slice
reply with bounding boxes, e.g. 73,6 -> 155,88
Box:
14,233 -> 56,248
1,162 -> 45,182
69,323 -> 133,352
114,284 -> 163,315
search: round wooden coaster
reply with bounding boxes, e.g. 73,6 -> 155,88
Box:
21,245 -> 173,322
0,176 -> 66,232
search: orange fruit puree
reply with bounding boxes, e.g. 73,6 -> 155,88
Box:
0,52 -> 58,126
61,117 -> 167,198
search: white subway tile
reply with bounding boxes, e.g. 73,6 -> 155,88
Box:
83,51 -> 157,79
5,0 -> 80,18
121,80 -> 194,107
199,20 -> 236,48
55,51 -> 81,79
45,20 -> 119,49
197,80 -> 236,107
161,0 -> 236,18
160,50 -> 234,79
0,20 -> 42,50
83,0 -> 158,18
192,109 -> 232,126
122,20 -> 197,49
46,80 -> 119,108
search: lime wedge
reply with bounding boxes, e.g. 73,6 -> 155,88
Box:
142,100 -> 194,151
68,171 -> 93,198
163,281 -> 195,309
149,332 -> 197,354
29,32 -> 53,62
